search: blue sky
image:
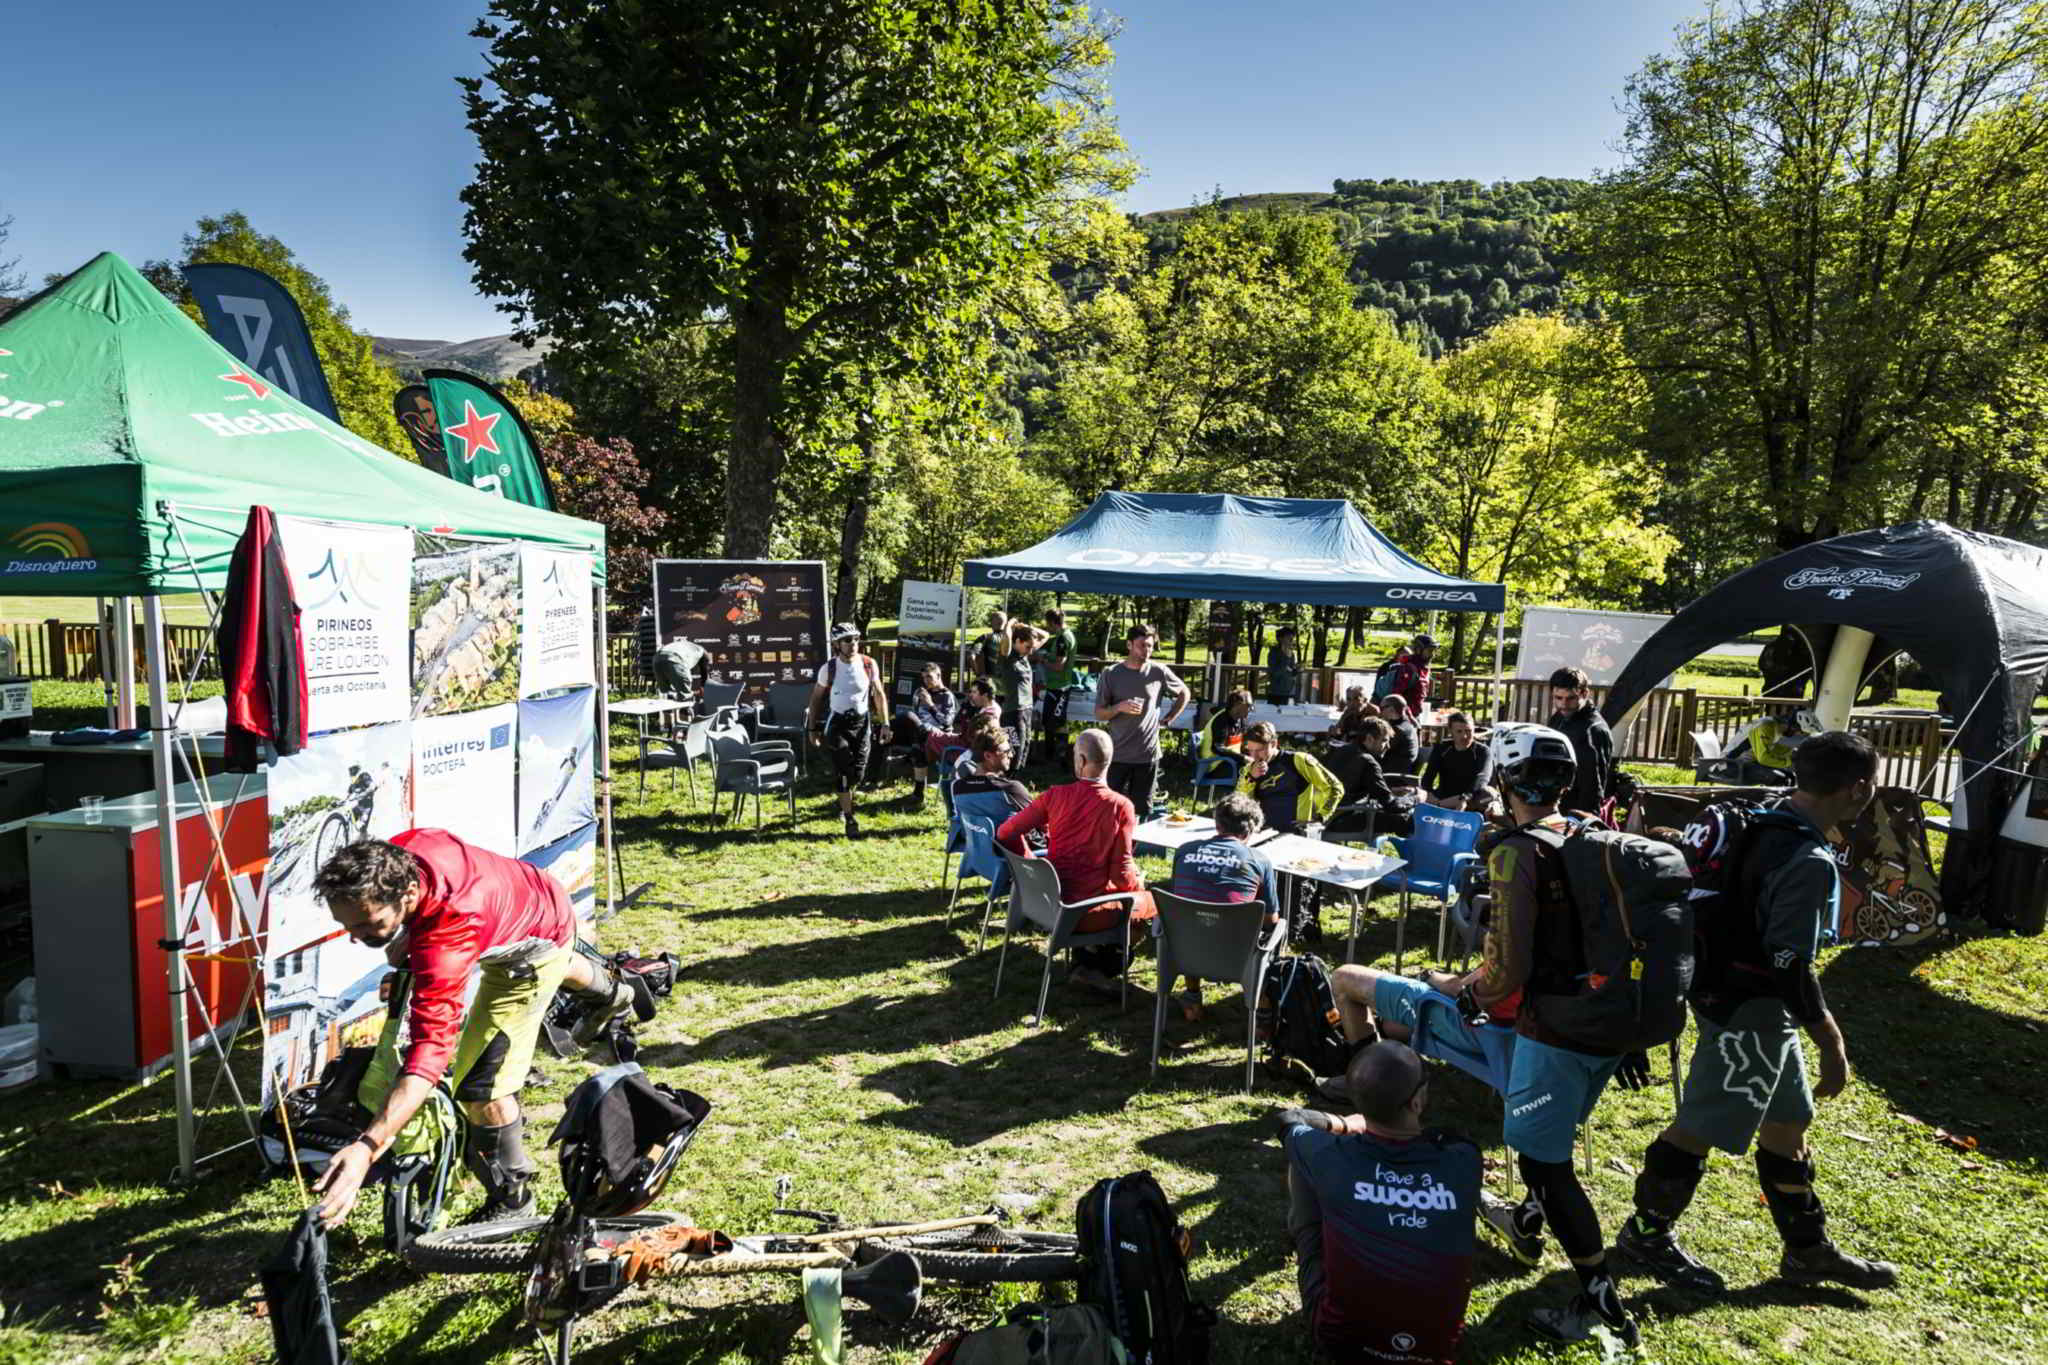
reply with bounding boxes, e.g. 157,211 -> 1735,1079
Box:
5,1 -> 1704,341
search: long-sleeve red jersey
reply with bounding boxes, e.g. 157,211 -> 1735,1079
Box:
393,829 -> 574,1085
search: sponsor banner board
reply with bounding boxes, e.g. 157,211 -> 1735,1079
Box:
279,516 -> 413,730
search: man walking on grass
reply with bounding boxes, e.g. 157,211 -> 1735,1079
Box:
808,623 -> 889,838
1617,730 -> 1899,1294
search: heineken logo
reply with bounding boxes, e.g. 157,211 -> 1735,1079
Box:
4,522 -> 98,576
190,409 -> 320,438
1783,567 -> 1920,597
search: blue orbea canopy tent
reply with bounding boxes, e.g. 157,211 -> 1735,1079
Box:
963,492 -> 1505,611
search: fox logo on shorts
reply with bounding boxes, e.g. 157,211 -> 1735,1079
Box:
1716,1030 -> 1775,1110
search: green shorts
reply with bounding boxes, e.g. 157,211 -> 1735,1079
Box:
447,946 -> 574,1104
359,943 -> 573,1117
1676,999 -> 1815,1154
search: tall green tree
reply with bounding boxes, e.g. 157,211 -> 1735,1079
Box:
1424,315 -> 1677,669
1030,207 -> 1436,519
172,213 -> 406,453
1575,0 -> 2048,552
460,0 -> 1124,558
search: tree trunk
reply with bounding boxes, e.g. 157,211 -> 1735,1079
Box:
1224,600 -> 1243,666
1173,598 -> 1191,666
832,461 -> 873,624
724,297 -> 794,557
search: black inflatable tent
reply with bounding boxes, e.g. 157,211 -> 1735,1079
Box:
1602,522 -> 2048,930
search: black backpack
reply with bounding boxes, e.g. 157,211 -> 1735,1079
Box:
1523,825 -> 1695,1053
1674,799 -> 1820,992
1074,1172 -> 1214,1365
1256,955 -> 1352,1080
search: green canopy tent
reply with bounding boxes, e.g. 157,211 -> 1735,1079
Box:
0,254 -> 609,1180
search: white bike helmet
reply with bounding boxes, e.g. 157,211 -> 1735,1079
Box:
1488,722 -> 1577,805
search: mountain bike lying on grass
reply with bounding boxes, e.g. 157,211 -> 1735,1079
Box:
404,1064 -> 1079,1363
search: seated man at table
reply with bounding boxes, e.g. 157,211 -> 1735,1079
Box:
997,727 -> 1150,992
1238,722 -> 1344,837
1324,716 -> 1417,841
1205,688 -> 1254,757
954,728 -> 1034,822
1167,792 -> 1282,1020
1379,694 -> 1423,778
1278,1041 -> 1483,1365
1419,710 -> 1496,813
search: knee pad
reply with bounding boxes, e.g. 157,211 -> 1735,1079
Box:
1755,1145 -> 1815,1190
1634,1138 -> 1708,1225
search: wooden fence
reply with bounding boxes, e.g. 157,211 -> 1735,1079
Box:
0,618 -> 217,683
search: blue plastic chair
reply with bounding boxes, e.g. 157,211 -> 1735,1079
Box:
1188,718 -> 1241,807
1376,806 -> 1486,972
951,788 -> 1019,907
956,815 -> 1016,952
937,745 -> 968,887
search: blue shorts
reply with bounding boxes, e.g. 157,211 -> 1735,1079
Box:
1502,1037 -> 1622,1164
1372,974 -> 1517,1096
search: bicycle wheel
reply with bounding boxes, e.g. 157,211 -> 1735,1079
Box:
405,1212 -> 683,1275
855,1224 -> 1079,1284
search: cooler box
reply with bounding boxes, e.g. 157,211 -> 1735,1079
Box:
27,773 -> 266,1078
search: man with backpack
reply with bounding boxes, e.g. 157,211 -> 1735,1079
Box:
1466,723 -> 1649,1348
1617,730 -> 1899,1294
1379,633 -> 1435,714
1276,1040 -> 1483,1364
808,623 -> 890,837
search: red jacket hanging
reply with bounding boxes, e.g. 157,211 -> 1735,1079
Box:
217,505 -> 309,770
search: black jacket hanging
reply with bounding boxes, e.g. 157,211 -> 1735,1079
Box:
217,505 -> 309,771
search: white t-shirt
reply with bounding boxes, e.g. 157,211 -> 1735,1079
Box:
815,653 -> 880,716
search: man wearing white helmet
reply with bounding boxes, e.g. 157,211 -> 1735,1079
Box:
1465,721 -> 1642,1348
808,623 -> 889,837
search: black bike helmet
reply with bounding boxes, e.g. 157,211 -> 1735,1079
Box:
552,1064 -> 711,1218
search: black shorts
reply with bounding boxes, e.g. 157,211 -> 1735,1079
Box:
822,711 -> 873,788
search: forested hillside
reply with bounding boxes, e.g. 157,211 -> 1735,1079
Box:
1135,177 -> 1585,354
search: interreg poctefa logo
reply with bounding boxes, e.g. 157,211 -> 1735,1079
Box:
4,523 -> 98,576
1783,566 -> 1921,600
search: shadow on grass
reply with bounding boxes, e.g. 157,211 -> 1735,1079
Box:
1821,939 -> 2048,1169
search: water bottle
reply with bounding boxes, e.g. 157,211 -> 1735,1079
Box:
1304,821 -> 1325,844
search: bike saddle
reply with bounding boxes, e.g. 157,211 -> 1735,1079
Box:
841,1250 -> 921,1326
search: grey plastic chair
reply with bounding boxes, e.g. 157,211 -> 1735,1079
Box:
755,681 -> 816,774
993,849 -> 1135,1026
1148,889 -> 1284,1093
711,725 -> 798,829
701,680 -> 745,725
639,716 -> 717,803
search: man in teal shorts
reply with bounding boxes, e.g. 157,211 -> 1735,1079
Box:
1319,964 -> 1517,1101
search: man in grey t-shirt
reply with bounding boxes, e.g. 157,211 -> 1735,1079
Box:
1095,621 -> 1189,817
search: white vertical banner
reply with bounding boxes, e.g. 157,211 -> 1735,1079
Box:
519,547 -> 596,697
278,517 -> 414,730
413,702 -> 519,854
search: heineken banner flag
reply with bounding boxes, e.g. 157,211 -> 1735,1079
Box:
181,263 -> 341,424
424,369 -> 554,510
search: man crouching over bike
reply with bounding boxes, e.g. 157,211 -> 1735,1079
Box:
310,830 -> 634,1228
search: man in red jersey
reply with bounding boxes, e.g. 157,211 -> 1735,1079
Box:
996,727 -> 1152,991
309,829 -> 627,1226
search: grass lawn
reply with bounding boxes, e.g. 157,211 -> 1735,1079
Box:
0,595 -> 212,628
0,724 -> 2041,1364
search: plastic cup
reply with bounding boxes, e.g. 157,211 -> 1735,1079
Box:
80,795 -> 104,825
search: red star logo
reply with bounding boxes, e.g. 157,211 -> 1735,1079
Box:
0,349 -> 12,357
220,365 -> 271,400
444,401 -> 502,463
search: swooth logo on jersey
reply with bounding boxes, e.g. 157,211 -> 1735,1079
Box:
4,523 -> 98,576
1352,1178 -> 1460,1212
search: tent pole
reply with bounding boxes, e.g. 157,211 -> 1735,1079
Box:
1492,610 -> 1506,722
144,597 -> 197,1185
597,576 -> 617,921
115,596 -> 138,729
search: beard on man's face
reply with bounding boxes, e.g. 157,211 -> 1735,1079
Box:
357,926 -> 396,948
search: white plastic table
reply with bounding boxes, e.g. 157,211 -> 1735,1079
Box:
1248,831 -> 1407,963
